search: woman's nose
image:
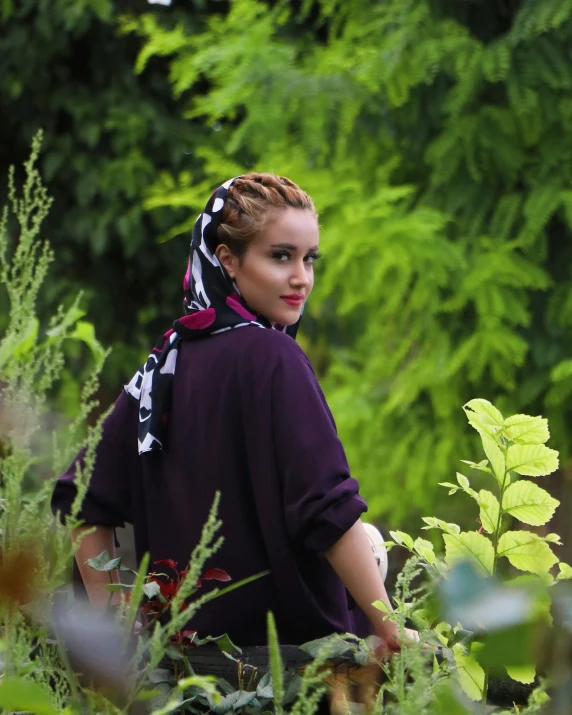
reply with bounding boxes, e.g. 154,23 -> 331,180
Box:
290,260 -> 310,289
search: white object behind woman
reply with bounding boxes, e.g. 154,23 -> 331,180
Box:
362,521 -> 388,583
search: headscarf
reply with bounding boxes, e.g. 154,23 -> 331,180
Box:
125,177 -> 301,455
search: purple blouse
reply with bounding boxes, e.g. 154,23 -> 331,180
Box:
51,326 -> 368,645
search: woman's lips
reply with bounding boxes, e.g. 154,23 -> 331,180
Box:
281,295 -> 304,307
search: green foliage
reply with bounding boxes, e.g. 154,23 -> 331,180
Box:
119,0 -> 572,532
413,398 -> 566,582
0,1 -> 205,398
0,133 -> 107,593
4,5 -> 572,713
386,398 -> 572,707
6,0 -> 572,534
0,135 -> 112,710
373,559 -> 451,714
0,678 -> 59,715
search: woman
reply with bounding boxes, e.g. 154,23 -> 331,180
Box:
52,173 -> 401,649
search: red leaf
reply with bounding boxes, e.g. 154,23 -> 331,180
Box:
162,581 -> 179,599
180,630 -> 196,642
154,559 -> 178,570
201,568 -> 232,582
149,577 -> 179,600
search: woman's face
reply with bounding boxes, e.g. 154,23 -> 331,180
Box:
216,207 -> 320,326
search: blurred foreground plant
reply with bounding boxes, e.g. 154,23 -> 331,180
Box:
0,132 -> 113,713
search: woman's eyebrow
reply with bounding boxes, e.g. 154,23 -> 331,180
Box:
271,242 -> 320,251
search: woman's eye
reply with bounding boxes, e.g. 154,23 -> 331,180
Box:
272,251 -> 290,261
305,253 -> 322,264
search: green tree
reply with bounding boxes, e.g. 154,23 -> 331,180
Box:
0,0 -> 210,397
123,0 -> 572,544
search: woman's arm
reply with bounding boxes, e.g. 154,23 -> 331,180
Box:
325,520 -> 400,647
72,525 -> 120,607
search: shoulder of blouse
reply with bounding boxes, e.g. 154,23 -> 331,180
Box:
231,325 -> 315,378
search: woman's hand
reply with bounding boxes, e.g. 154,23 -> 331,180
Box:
372,621 -> 421,657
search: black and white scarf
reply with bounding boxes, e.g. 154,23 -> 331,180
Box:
125,177 -> 300,455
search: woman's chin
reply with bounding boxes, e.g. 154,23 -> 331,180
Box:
268,308 -> 302,327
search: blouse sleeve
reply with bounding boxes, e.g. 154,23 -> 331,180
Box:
269,336 -> 367,554
51,390 -> 136,527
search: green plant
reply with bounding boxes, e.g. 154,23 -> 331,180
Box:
385,398 -> 572,709
0,133 -> 113,714
372,558 -> 452,715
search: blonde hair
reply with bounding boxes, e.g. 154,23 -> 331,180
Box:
217,173 -> 317,259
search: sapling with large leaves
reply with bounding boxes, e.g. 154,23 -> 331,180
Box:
383,398 -> 572,706
389,398 -> 570,582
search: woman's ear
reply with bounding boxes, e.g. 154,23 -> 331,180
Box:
215,244 -> 238,279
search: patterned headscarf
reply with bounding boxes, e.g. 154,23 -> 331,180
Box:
125,177 -> 301,455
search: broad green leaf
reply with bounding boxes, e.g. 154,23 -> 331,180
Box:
70,320 -> 106,361
105,583 -> 123,592
476,623 -> 537,669
503,414 -> 549,445
463,400 -> 504,440
506,664 -> 536,684
413,537 -> 436,565
389,530 -> 414,550
556,562 -> 572,581
464,399 -> 504,426
143,580 -> 162,599
505,444 -> 559,477
256,672 -> 274,700
502,481 -> 559,526
545,533 -> 562,544
0,678 -> 58,715
477,489 -> 500,534
421,517 -> 461,535
443,531 -> 494,576
452,643 -> 485,702
86,549 -> 111,570
463,412 -> 499,438
481,433 -> 506,485
299,633 -> 352,659
103,556 -> 122,571
497,531 -> 559,574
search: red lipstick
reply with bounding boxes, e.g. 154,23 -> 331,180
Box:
281,293 -> 304,307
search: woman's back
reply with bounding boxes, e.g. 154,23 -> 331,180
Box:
53,325 -> 367,645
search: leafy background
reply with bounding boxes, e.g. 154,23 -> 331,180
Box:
1,0 -> 571,561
